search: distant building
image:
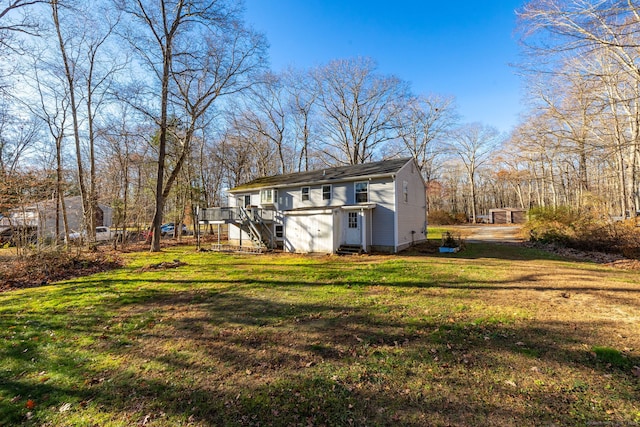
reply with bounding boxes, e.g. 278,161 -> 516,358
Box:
0,196 -> 113,241
489,208 -> 527,224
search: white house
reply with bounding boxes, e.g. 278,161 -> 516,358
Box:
200,158 -> 427,254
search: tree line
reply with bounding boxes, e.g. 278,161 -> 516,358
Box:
1,0 -> 637,251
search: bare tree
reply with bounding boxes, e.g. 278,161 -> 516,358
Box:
394,94 -> 457,210
28,59 -> 71,244
116,0 -> 266,251
314,57 -> 410,165
50,0 -> 91,241
0,0 -> 44,55
0,98 -> 41,177
48,0 -> 122,244
447,123 -> 501,223
518,0 -> 640,81
234,72 -> 290,173
284,67 -> 318,172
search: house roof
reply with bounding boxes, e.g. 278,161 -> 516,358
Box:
230,157 -> 414,192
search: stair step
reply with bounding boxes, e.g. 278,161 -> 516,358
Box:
336,245 -> 364,255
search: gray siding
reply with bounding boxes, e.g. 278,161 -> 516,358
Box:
226,158 -> 426,253
395,161 -> 427,249
368,178 -> 396,249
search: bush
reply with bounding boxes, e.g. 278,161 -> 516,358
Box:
524,206 -> 640,257
428,210 -> 467,225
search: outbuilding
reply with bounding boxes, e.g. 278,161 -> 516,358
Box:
489,208 -> 527,224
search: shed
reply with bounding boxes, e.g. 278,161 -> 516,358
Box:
489,208 -> 527,224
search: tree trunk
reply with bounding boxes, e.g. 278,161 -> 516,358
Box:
52,0 -> 91,242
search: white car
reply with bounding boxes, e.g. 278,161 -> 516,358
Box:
68,226 -> 114,243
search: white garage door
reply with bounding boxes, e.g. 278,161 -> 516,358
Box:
285,213 -> 334,253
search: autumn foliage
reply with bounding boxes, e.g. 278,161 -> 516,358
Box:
524,206 -> 640,257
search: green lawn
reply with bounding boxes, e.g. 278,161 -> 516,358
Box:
0,243 -> 638,426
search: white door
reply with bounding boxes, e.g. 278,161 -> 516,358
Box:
344,211 -> 361,245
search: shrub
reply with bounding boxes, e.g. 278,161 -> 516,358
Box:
524,206 -> 640,257
429,210 -> 467,225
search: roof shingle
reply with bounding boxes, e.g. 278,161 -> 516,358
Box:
230,158 -> 413,191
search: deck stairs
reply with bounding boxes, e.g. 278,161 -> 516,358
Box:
199,207 -> 275,250
237,207 -> 274,250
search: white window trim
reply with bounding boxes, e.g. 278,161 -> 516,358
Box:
403,180 -> 409,203
355,181 -> 368,203
322,184 -> 332,201
261,189 -> 276,204
301,186 -> 310,202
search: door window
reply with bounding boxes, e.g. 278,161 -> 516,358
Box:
348,212 -> 358,228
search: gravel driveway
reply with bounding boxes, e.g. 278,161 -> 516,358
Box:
446,225 -> 524,244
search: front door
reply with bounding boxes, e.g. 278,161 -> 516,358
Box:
344,211 -> 361,245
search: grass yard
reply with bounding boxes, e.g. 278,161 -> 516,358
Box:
0,242 -> 638,426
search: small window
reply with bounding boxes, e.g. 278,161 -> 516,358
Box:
261,189 -> 276,204
403,180 -> 409,203
355,182 -> 368,203
348,212 -> 358,228
275,225 -> 284,238
301,186 -> 310,201
322,185 -> 332,200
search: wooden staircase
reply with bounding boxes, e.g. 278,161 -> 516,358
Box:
336,244 -> 364,255
236,207 -> 274,250
198,207 -> 275,251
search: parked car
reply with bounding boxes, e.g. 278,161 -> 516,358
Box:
67,226 -> 114,243
160,223 -> 188,236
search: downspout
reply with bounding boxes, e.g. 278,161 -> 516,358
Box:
360,207 -> 366,253
393,175 -> 399,253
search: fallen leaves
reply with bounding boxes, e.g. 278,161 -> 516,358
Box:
0,249 -> 123,291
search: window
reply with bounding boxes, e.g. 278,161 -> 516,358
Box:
403,180 -> 409,203
275,225 -> 284,238
322,185 -> 332,200
355,182 -> 368,203
301,186 -> 310,201
261,189 -> 276,204
348,212 -> 358,228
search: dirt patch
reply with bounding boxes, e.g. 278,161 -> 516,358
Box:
447,224 -> 524,243
137,260 -> 187,272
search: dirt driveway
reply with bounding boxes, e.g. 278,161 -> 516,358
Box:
446,224 -> 524,244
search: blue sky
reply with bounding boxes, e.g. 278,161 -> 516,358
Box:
244,0 -> 525,134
